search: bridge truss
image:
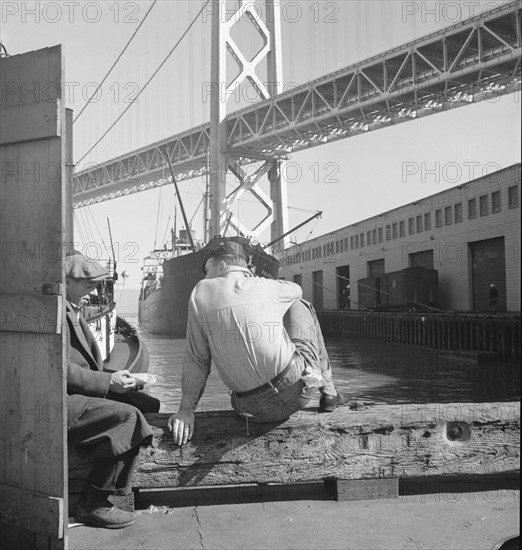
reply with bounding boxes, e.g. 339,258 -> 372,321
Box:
73,1 -> 521,217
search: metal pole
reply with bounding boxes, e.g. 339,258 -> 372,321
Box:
209,0 -> 227,238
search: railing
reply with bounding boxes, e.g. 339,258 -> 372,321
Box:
318,311 -> 521,360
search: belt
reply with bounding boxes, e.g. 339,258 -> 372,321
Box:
235,355 -> 299,399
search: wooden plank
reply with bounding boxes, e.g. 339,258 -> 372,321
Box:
335,478 -> 399,501
0,46 -> 67,548
0,101 -> 61,145
131,402 -> 520,488
0,294 -> 62,334
0,484 -> 63,538
0,47 -> 63,108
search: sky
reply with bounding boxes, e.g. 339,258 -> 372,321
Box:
1,0 -> 520,287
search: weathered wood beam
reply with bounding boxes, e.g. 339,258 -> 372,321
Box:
131,402 -> 519,488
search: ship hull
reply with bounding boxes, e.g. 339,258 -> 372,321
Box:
139,237 -> 279,336
139,248 -> 205,336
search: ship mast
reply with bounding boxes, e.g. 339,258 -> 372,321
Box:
203,152 -> 211,243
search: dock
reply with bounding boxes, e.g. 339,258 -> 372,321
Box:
318,311 -> 521,360
68,402 -> 520,513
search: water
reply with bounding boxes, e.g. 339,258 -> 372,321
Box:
115,287 -> 520,413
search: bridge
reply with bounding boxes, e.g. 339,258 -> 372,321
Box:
72,1 -> 521,243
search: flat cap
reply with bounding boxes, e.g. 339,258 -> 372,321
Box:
66,251 -> 109,282
202,239 -> 246,272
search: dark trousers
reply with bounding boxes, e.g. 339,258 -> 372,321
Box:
231,299 -> 336,423
68,395 -> 153,496
88,448 -> 140,496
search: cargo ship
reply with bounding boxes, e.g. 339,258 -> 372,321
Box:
138,231 -> 280,336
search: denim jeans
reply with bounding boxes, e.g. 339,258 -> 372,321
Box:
230,299 -> 336,423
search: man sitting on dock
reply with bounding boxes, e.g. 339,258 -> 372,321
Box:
65,251 -> 154,529
168,241 -> 343,445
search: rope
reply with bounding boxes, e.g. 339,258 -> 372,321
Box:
281,261 -> 445,313
160,215 -> 173,248
86,207 -> 112,259
73,0 -> 157,123
73,211 -> 87,249
77,0 -> 211,164
153,186 -> 163,249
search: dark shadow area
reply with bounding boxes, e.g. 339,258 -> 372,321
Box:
399,472 -> 520,496
134,481 -> 335,509
133,472 -> 520,510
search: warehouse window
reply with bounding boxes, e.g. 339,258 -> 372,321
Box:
416,215 -> 423,233
408,217 -> 415,235
360,233 -> 364,247
508,186 -> 519,208
392,223 -> 398,239
409,249 -> 434,269
444,206 -> 452,225
435,209 -> 442,227
378,227 -> 383,243
468,198 -> 476,219
368,258 -> 385,277
355,235 -> 359,248
386,225 -> 391,241
424,212 -> 431,231
479,195 -> 488,216
399,220 -> 405,237
350,236 -> 354,249
454,202 -> 463,223
372,229 -> 377,244
491,191 -> 502,213
367,231 -> 372,245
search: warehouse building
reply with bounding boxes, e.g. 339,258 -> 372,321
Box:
279,163 -> 520,313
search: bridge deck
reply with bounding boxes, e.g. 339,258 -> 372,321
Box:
73,2 -> 521,207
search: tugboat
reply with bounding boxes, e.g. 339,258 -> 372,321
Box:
83,260 -> 149,375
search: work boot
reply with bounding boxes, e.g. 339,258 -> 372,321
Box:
75,487 -> 135,529
319,391 -> 344,413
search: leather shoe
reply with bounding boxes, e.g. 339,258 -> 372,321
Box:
75,493 -> 135,529
319,391 -> 344,413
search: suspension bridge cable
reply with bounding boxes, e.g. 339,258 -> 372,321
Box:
77,0 -> 211,164
73,0 -> 157,123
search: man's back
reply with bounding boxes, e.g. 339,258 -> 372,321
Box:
186,273 -> 301,392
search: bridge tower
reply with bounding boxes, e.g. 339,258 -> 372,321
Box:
208,0 -> 288,251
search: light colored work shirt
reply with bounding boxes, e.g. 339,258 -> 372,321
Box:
179,268 -> 302,412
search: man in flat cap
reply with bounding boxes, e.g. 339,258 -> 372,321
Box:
65,251 -> 154,529
168,239 -> 343,445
